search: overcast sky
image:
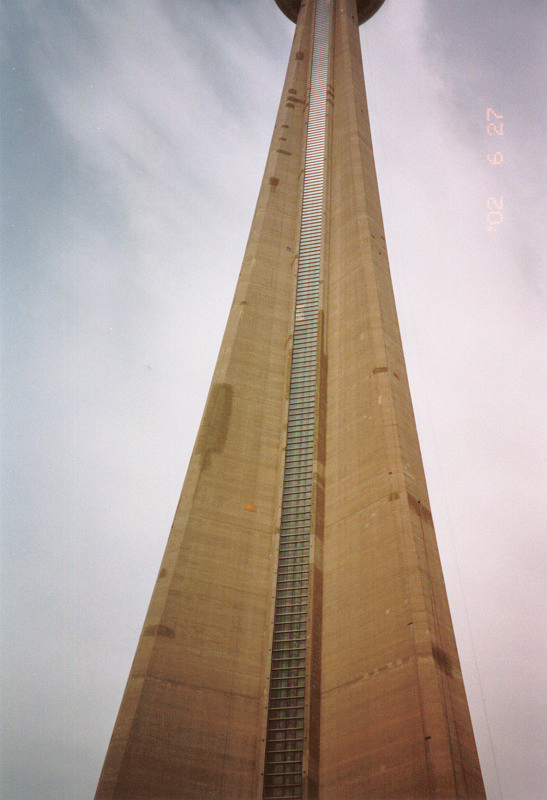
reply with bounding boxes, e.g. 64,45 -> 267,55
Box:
1,1 -> 546,799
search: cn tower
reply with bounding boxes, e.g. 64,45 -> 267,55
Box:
95,1 -> 486,798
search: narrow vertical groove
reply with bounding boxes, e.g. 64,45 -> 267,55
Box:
262,2 -> 330,798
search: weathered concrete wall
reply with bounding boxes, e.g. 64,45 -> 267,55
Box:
320,1 -> 485,797
95,2 -> 486,798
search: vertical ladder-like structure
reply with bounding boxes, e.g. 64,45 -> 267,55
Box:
262,4 -> 329,797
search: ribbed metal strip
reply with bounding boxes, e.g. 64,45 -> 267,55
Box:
263,1 -> 330,798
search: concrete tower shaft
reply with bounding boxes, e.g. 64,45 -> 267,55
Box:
95,1 -> 487,798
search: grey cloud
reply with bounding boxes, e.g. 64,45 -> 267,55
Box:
2,2 -> 545,800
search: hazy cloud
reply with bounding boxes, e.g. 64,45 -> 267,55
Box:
2,2 -> 545,799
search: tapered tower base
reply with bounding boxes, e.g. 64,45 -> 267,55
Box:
95,2 -> 486,798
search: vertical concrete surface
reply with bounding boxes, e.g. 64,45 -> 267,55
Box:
320,1 -> 485,798
95,1 -> 487,798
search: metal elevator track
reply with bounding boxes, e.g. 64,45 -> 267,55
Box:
262,1 -> 330,798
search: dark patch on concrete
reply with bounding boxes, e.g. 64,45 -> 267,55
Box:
144,624 -> 175,639
432,645 -> 453,676
196,383 -> 233,468
407,493 -> 432,523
